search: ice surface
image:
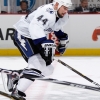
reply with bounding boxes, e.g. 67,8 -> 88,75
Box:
0,56 -> 100,100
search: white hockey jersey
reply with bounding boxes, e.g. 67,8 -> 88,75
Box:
13,3 -> 69,43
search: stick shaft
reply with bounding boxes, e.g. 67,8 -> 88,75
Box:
0,68 -> 100,92
56,59 -> 100,88
38,78 -> 100,92
0,91 -> 21,100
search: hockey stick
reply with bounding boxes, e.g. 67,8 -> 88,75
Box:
0,91 -> 22,100
55,59 -> 100,88
37,78 -> 100,92
0,78 -> 100,100
0,68 -> 100,92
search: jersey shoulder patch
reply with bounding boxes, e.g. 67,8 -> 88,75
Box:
46,8 -> 54,14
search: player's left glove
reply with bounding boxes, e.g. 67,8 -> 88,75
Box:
40,40 -> 56,66
56,33 -> 69,54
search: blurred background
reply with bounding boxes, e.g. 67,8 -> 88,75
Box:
0,0 -> 100,56
0,0 -> 100,13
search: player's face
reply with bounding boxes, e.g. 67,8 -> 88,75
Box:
57,5 -> 68,18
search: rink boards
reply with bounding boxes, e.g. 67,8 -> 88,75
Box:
0,14 -> 100,56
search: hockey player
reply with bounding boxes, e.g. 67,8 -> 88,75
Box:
7,0 -> 72,99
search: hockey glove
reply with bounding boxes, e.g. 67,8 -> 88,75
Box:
57,33 -> 69,54
40,40 -> 56,66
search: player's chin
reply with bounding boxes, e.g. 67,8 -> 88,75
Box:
60,14 -> 66,18
59,15 -> 64,18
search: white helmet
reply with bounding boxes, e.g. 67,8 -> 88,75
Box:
53,0 -> 72,9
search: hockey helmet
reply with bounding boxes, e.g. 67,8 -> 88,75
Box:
53,0 -> 72,9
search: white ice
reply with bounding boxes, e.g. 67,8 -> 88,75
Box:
0,56 -> 100,100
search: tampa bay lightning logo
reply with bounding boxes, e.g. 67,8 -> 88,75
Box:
46,8 -> 54,14
26,0 -> 36,10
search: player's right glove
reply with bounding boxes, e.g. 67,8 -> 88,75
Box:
40,40 -> 56,66
54,30 -> 69,54
57,33 -> 69,54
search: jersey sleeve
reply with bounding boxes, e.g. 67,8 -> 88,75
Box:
29,7 -> 55,45
53,13 -> 69,32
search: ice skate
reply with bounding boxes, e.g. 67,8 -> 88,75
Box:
7,74 -> 19,92
11,88 -> 26,100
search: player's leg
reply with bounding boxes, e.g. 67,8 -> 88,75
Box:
34,53 -> 54,76
15,54 -> 45,93
7,31 -> 40,98
11,54 -> 46,99
9,31 -> 56,98
42,64 -> 54,76
15,54 -> 54,94
7,31 -> 31,92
